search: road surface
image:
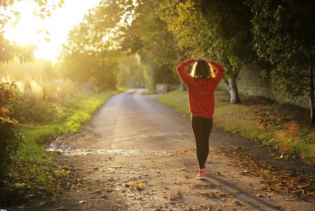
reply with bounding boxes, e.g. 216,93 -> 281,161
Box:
9,89 -> 315,211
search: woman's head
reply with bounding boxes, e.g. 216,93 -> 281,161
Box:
191,60 -> 215,80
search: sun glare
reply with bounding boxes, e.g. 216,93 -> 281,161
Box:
5,14 -> 44,46
3,0 -> 101,62
3,1 -> 48,44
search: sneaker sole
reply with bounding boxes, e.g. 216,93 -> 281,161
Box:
197,176 -> 206,180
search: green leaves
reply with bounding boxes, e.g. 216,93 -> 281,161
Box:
248,0 -> 315,123
0,82 -> 21,179
248,0 -> 315,95
159,0 -> 255,74
60,1 -> 126,90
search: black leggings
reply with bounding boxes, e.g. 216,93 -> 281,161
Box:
191,116 -> 213,169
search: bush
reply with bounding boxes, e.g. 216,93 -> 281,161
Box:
0,117 -> 21,176
14,98 -> 63,123
0,82 -> 21,177
0,82 -> 19,111
3,77 -> 82,124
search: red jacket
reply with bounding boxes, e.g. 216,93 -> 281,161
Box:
176,59 -> 225,119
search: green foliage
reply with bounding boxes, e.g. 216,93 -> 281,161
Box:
139,53 -> 177,90
0,82 -> 19,109
159,0 -> 255,74
14,99 -> 63,123
0,117 -> 21,177
61,50 -> 122,91
0,35 -> 36,65
247,0 -> 315,97
247,0 -> 315,124
0,73 -> 83,124
123,1 -> 178,65
157,0 -> 257,103
119,0 -> 178,89
60,1 -> 125,91
0,82 -> 21,177
118,55 -> 145,87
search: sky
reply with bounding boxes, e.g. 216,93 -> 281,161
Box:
4,0 -> 102,63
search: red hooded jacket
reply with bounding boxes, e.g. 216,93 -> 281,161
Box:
176,59 -> 225,119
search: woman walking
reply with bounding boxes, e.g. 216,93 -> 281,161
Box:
176,57 -> 225,179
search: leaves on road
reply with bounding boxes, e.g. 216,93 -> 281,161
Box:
167,149 -> 195,156
220,147 -> 315,199
129,181 -> 145,191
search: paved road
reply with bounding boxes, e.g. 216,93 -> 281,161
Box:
90,89 -> 194,151
9,89 -> 315,211
83,89 -> 315,210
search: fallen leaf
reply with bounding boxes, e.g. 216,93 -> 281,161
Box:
274,154 -> 284,160
170,191 -> 182,200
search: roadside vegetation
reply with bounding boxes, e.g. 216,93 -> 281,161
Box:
0,64 -> 124,202
158,89 -> 315,164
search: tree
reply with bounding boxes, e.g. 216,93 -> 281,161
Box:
60,1 -> 124,90
118,55 -> 145,88
159,0 -> 256,103
119,0 -> 178,90
247,0 -> 315,124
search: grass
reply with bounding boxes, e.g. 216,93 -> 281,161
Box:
21,92 -> 115,144
143,89 -> 157,95
4,90 -> 120,200
157,89 -> 315,164
157,89 -> 189,113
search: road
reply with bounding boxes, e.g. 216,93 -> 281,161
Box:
10,89 -> 315,211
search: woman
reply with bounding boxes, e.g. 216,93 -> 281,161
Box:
176,57 -> 225,179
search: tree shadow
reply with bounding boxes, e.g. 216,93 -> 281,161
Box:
201,176 -> 281,211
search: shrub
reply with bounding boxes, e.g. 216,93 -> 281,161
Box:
0,82 -> 21,177
0,117 -> 21,176
14,97 -> 63,123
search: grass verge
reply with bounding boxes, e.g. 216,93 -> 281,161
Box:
143,89 -> 157,95
2,90 -> 122,202
157,89 -> 315,164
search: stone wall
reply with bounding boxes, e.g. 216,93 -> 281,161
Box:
218,63 -> 309,108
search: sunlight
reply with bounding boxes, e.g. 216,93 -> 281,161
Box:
5,15 -> 44,46
3,1 -> 48,45
3,0 -> 101,62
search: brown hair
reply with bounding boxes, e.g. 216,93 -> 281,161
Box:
191,60 -> 215,80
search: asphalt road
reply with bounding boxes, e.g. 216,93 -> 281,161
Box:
8,89 -> 315,211
90,89 -> 195,151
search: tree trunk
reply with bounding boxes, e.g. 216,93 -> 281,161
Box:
176,49 -> 187,91
228,78 -> 241,104
180,80 -> 187,91
309,58 -> 315,125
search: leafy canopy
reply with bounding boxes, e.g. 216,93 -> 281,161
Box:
247,0 -> 315,97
